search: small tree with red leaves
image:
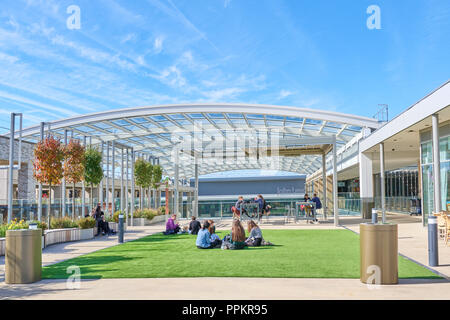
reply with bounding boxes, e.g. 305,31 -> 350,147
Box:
64,139 -> 85,218
33,136 -> 65,226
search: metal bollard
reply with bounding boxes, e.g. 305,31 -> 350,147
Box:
371,208 -> 378,224
118,214 -> 124,243
428,216 -> 439,267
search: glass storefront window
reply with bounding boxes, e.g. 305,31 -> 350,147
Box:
421,141 -> 433,165
421,136 -> 450,221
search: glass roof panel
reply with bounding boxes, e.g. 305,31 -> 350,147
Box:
341,129 -> 358,136
150,115 -> 166,121
248,120 -> 265,125
92,122 -> 113,130
246,114 -> 264,119
326,122 -> 342,128
207,113 -> 224,119
158,121 -> 173,127
305,119 -> 322,125
187,113 -> 205,119
130,117 -> 148,124
266,115 -> 284,121
348,125 -> 363,131
75,126 -> 96,133
284,121 -> 302,127
112,120 -> 130,126
176,120 -> 191,126
267,120 -> 284,126
322,127 -> 338,134
168,114 -> 186,120
212,119 -> 227,125
227,113 -> 244,119
286,116 -> 303,122
230,119 -> 247,125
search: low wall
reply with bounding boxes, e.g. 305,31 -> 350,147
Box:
128,215 -> 165,226
44,228 -> 95,247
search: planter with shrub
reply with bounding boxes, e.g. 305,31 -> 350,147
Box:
78,217 -> 96,240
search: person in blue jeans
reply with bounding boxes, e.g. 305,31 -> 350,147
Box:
311,193 -> 322,222
196,221 -> 221,249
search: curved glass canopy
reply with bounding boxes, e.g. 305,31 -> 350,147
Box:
17,103 -> 381,179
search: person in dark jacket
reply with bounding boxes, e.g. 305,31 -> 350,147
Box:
189,216 -> 201,235
311,193 -> 322,222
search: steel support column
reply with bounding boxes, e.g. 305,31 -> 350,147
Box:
332,136 -> 339,226
322,153 -> 327,220
380,142 -> 386,223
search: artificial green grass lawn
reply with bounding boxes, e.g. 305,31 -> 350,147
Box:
42,229 -> 440,279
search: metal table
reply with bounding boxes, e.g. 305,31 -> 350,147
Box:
295,201 -> 316,223
240,202 -> 260,222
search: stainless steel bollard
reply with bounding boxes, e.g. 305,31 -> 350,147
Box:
428,215 -> 439,267
118,214 -> 124,243
371,208 -> 378,224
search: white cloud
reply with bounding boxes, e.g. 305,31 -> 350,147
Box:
121,33 -> 136,44
0,90 -> 78,117
154,36 -> 164,53
279,89 -> 294,99
201,87 -> 244,100
151,65 -> 186,87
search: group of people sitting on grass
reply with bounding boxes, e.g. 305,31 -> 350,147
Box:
163,213 -> 272,249
196,218 -> 270,249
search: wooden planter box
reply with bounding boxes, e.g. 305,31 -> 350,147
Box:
44,228 -> 94,247
128,215 -> 165,226
130,218 -> 145,226
80,228 -> 95,240
145,215 -> 166,225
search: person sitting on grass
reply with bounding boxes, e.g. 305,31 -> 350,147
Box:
208,220 -> 222,248
164,214 -> 180,235
245,220 -> 263,247
189,216 -> 201,235
222,219 -> 247,250
196,221 -> 221,249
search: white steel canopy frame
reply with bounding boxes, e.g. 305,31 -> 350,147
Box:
16,103 -> 381,179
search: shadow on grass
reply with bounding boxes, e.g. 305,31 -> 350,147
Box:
42,255 -> 135,280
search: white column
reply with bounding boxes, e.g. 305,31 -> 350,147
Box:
62,129 -> 67,217
322,153 -> 327,220
99,142 -> 104,214
432,114 -> 441,213
380,142 -> 386,223
174,148 -> 179,215
131,149 -> 135,226
126,148 -> 129,215
38,122 -> 44,221
332,136 -> 338,226
194,160 -> 199,217
120,147 -> 124,213
359,151 -> 374,219
81,136 -> 86,217
112,141 -> 115,214
7,113 -> 15,223
106,141 -> 110,215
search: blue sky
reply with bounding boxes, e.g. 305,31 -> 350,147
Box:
0,0 -> 449,132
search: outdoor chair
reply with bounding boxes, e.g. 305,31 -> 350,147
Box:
443,214 -> 450,246
437,212 -> 447,240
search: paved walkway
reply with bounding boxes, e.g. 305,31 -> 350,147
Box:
0,214 -> 449,300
